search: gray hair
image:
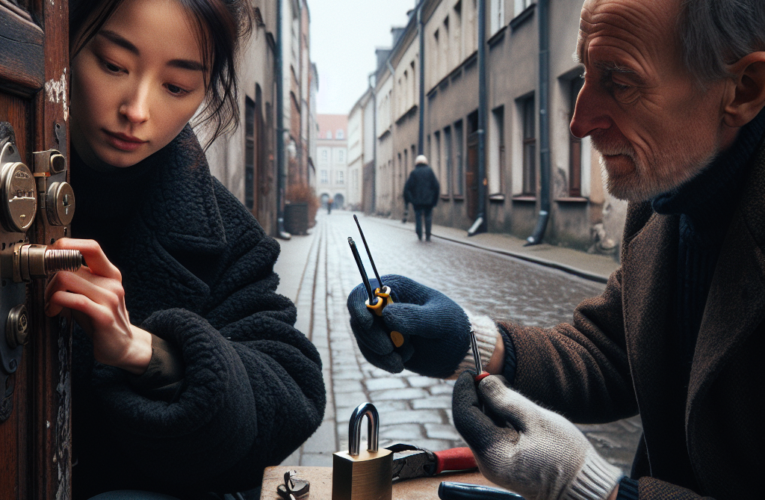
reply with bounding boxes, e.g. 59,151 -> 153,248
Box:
680,0 -> 765,82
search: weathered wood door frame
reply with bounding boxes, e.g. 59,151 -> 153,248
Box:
0,1 -> 72,498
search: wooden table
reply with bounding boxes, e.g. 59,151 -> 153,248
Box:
260,466 -> 503,500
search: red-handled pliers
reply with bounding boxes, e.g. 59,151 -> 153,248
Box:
388,443 -> 478,481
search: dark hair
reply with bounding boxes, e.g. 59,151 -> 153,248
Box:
70,0 -> 253,149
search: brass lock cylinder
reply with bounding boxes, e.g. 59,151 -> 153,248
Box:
332,402 -> 392,500
1,243 -> 83,283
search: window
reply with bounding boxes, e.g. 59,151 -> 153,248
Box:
489,106 -> 505,195
326,131 -> 333,139
434,29 -> 441,81
514,0 -> 535,16
336,129 -> 345,139
321,149 -> 329,162
454,120 -> 464,196
568,77 -> 584,197
404,149 -> 408,179
444,126 -> 452,195
320,170 -> 328,184
244,97 -> 256,210
336,170 -> 344,184
521,95 -> 536,196
435,131 -> 445,195
490,0 -> 505,35
404,70 -> 409,111
453,2 -> 462,64
443,16 -> 450,74
337,149 -> 346,164
411,61 -> 417,107
567,75 -> 592,198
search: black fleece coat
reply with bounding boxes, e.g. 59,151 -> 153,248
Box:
403,164 -> 440,207
71,126 -> 325,499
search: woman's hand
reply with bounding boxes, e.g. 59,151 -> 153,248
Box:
44,238 -> 152,375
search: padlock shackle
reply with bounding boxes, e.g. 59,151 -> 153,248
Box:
348,402 -> 380,456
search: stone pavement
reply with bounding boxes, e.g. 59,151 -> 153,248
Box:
274,211 -> 640,473
375,217 -> 620,283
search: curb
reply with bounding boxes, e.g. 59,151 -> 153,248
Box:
375,217 -> 611,284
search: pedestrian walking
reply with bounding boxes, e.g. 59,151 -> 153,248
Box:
403,155 -> 440,241
348,0 -> 765,498
46,1 -> 325,498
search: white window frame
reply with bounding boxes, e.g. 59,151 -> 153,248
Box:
514,0 -> 535,17
490,0 -> 505,35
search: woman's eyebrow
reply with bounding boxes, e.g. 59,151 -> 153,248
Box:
97,30 -> 205,72
168,59 -> 206,72
98,30 -> 139,54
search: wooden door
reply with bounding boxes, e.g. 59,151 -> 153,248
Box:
0,1 -> 72,499
466,133 -> 479,220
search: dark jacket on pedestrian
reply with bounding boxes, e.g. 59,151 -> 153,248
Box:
70,126 -> 326,499
404,164 -> 440,208
496,122 -> 765,499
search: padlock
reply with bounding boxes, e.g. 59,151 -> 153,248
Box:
332,402 -> 392,500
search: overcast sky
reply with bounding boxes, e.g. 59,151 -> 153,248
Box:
309,0 -> 418,115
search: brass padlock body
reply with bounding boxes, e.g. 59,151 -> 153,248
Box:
332,402 -> 392,500
332,449 -> 392,500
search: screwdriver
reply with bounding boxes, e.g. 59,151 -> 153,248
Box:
348,223 -> 406,349
470,327 -> 490,382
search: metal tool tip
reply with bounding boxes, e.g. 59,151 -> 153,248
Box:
353,214 -> 359,222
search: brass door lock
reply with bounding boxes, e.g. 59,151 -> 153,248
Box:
0,146 -> 36,233
33,149 -> 76,227
0,128 -> 82,423
1,243 -> 82,283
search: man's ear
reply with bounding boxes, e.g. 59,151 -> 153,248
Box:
723,52 -> 765,128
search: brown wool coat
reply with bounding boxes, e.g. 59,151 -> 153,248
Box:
498,142 -> 765,500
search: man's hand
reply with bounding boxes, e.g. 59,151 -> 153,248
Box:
347,274 -> 470,378
452,373 -> 622,500
44,238 -> 152,375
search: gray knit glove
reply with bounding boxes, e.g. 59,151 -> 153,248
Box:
453,373 -> 622,500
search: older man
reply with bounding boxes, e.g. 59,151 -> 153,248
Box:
346,0 -> 765,498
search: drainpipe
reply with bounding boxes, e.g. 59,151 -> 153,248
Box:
276,0 -> 291,239
369,71 -> 377,213
468,0 -> 488,236
417,0 -> 425,155
525,0 -> 550,246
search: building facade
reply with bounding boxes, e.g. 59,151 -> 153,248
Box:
347,88 -> 374,211
317,115 -> 349,209
205,0 -> 318,237
204,0 -> 280,236
364,0 -> 626,254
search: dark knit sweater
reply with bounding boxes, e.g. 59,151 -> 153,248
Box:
69,126 -> 325,499
618,113 -> 765,500
652,109 -> 765,373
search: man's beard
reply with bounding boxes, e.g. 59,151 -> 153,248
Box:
591,133 -> 719,202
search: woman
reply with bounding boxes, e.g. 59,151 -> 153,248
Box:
45,1 -> 326,498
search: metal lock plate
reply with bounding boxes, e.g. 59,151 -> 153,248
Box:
47,182 -> 75,226
0,142 -> 37,233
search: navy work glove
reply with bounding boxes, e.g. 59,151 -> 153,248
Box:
347,274 -> 470,378
452,373 -> 621,500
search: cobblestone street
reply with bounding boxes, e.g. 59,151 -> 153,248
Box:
277,212 -> 642,474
